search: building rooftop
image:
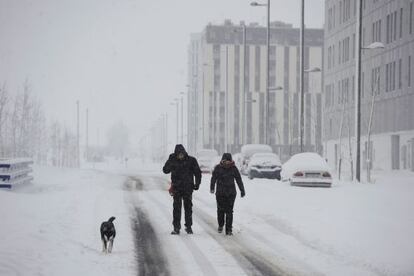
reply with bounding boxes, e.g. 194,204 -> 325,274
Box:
203,19 -> 323,46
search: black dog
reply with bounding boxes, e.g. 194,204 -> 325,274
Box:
100,217 -> 116,253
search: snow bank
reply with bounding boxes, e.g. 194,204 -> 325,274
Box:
231,170 -> 414,275
0,166 -> 136,276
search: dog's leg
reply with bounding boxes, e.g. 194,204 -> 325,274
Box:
108,237 -> 114,253
102,237 -> 108,253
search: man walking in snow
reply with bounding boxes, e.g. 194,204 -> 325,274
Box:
210,153 -> 245,235
163,144 -> 202,235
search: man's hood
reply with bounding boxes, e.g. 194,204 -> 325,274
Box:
174,144 -> 187,155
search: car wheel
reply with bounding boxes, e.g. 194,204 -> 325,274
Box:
275,173 -> 281,181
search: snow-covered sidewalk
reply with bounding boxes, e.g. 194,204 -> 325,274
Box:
0,166 -> 136,276
230,170 -> 414,275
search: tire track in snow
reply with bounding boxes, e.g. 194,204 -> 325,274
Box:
147,176 -> 293,276
129,176 -> 220,276
126,178 -> 170,276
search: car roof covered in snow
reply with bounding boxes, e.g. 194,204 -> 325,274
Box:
240,144 -> 273,158
196,149 -> 218,157
250,153 -> 282,165
281,152 -> 330,177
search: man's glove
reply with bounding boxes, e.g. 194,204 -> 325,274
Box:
210,189 -> 214,194
193,184 -> 200,190
240,190 -> 246,198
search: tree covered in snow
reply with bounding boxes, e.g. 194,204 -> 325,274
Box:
0,80 -> 76,167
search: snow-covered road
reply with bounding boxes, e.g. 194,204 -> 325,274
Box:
1,162 -> 413,276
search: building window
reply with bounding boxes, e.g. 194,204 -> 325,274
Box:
394,11 -> 397,41
409,56 -> 412,87
361,72 -> 365,98
387,14 -> 390,43
400,8 -> 403,38
372,19 -> 382,43
410,2 -> 413,34
392,61 -> 396,91
352,33 -> 356,58
386,61 -> 396,92
354,0 -> 357,16
338,40 -> 342,64
372,67 -> 380,95
338,81 -> 341,104
344,37 -> 350,62
386,63 -> 389,92
399,59 -> 402,89
352,75 -> 355,102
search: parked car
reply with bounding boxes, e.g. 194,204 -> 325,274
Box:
196,149 -> 219,173
240,144 -> 273,175
232,153 -> 243,170
281,152 -> 332,187
247,153 -> 282,180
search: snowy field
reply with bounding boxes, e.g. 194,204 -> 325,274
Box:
1,159 -> 414,276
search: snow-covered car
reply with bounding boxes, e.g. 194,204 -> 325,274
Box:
232,153 -> 243,170
196,149 -> 219,173
247,153 -> 282,180
281,152 -> 332,187
240,144 -> 273,175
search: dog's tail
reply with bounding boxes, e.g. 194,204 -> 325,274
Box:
108,216 -> 116,223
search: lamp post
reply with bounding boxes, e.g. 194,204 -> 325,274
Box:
202,63 -> 209,150
355,40 -> 385,181
299,67 -> 322,151
171,99 -> 179,143
233,24 -> 247,146
251,0 -> 270,145
299,0 -> 305,153
76,100 -> 80,168
180,92 -> 185,144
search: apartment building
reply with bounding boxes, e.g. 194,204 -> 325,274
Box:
324,0 -> 414,171
188,20 -> 323,158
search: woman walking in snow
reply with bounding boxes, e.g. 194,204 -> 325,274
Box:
210,153 -> 245,235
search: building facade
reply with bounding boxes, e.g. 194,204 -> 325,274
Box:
324,0 -> 414,172
187,20 -> 324,159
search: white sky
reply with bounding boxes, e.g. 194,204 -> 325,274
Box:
0,0 -> 324,147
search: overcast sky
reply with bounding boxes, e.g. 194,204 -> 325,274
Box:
0,0 -> 324,147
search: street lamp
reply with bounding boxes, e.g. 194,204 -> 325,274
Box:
355,40 -> 385,181
201,63 -> 209,151
170,99 -> 179,144
250,0 -> 270,145
362,42 -> 385,50
299,0 -> 305,153
233,25 -> 247,146
304,67 -> 322,73
299,67 -> 322,152
180,92 -> 185,144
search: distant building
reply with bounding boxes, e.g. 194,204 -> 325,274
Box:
323,0 -> 414,172
187,20 -> 323,159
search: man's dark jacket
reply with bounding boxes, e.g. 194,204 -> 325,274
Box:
163,144 -> 202,192
210,153 -> 245,196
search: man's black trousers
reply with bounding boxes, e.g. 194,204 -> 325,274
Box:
216,194 -> 236,232
172,190 -> 193,230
